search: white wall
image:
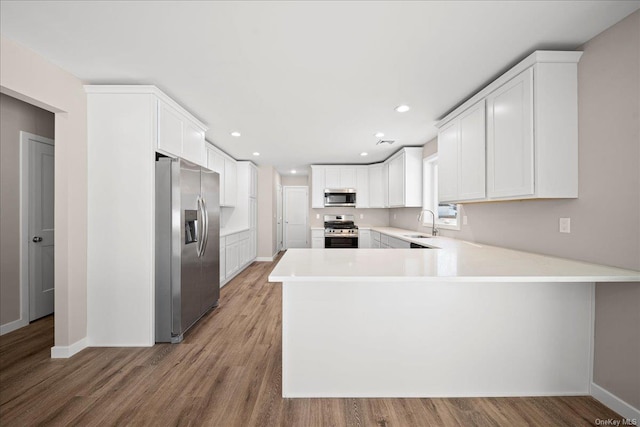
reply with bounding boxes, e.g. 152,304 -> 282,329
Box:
0,36 -> 88,355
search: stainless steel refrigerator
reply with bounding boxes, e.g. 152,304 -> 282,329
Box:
155,157 -> 220,343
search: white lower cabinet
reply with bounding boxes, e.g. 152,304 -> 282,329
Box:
225,234 -> 240,280
358,229 -> 371,248
311,229 -> 325,248
219,237 -> 226,284
388,236 -> 410,248
220,229 -> 256,286
371,231 -> 381,248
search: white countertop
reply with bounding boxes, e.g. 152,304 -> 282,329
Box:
269,227 -> 640,283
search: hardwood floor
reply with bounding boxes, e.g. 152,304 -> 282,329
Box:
0,254 -> 622,426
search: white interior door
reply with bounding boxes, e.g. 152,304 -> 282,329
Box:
277,185 -> 283,252
284,186 -> 308,249
29,136 -> 55,321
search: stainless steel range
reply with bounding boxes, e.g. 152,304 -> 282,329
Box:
324,214 -> 358,249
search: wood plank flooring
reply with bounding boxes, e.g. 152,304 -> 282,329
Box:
0,253 -> 622,426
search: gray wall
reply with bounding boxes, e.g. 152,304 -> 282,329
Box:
0,93 -> 54,326
391,11 -> 640,409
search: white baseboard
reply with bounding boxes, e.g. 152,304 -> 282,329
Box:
591,382 -> 640,421
256,256 -> 274,262
0,317 -> 29,335
51,337 -> 88,359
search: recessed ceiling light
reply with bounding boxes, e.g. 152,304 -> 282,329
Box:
252,152 -> 260,156
231,131 -> 241,137
291,170 -> 297,174
374,132 -> 384,138
361,152 -> 368,156
395,105 -> 410,113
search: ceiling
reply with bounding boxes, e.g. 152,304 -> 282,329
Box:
1,1 -> 638,175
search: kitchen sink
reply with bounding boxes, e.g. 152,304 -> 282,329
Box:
404,234 -> 431,238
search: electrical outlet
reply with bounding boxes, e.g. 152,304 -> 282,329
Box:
463,216 -> 468,225
559,217 -> 571,233
316,214 -> 320,219
360,214 -> 364,219
393,213 -> 397,219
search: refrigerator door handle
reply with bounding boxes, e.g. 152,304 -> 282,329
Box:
201,196 -> 209,257
196,196 -> 204,258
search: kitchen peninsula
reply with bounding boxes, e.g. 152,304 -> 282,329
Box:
268,235 -> 640,398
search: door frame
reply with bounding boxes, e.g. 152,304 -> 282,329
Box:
283,185 -> 309,249
276,184 -> 283,252
20,132 -> 55,328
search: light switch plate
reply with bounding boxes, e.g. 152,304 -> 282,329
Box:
360,214 -> 364,219
463,216 -> 468,225
559,217 -> 571,233
316,214 -> 320,219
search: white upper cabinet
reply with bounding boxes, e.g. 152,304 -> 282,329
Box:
206,143 -> 237,207
157,101 -> 183,158
157,98 -> 206,166
387,147 -> 423,208
355,167 -> 369,208
324,168 -> 340,188
311,166 -> 358,208
487,68 -> 534,199
368,164 -> 385,208
181,119 -> 206,166
311,166 -> 325,209
224,157 -> 237,207
436,50 -> 582,203
438,100 -> 486,203
324,166 -> 356,189
311,149 -> 418,209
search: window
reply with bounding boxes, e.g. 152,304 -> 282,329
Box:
422,155 -> 460,230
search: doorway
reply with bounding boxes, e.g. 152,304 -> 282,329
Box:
21,132 -> 55,322
283,186 -> 309,249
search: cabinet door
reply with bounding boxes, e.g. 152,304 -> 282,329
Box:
324,167 -> 340,189
249,166 -> 257,199
356,167 -> 369,208
311,166 -> 325,208
226,242 -> 239,277
358,230 -> 371,248
382,162 -> 389,208
182,120 -> 205,166
250,198 -> 257,229
368,165 -> 383,208
340,168 -> 356,188
438,121 -> 459,203
224,158 -> 237,207
458,101 -> 486,201
157,101 -> 183,157
388,153 -> 405,207
487,67 -> 534,199
207,148 -> 225,206
220,238 -> 226,282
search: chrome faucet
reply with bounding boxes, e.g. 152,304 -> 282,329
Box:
418,209 -> 439,237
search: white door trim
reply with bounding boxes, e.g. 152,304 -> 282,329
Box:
0,132 -> 55,335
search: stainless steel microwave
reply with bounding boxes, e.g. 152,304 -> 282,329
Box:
324,189 -> 356,207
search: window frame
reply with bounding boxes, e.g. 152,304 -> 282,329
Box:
422,154 -> 461,231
